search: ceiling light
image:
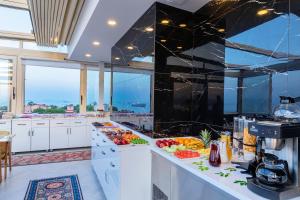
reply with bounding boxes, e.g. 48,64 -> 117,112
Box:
161,19 -> 170,25
218,28 -> 225,33
115,57 -> 120,60
93,41 -> 100,46
85,53 -> 92,58
160,39 -> 167,43
179,24 -> 187,28
145,27 -> 154,32
127,46 -> 134,50
177,46 -> 183,50
257,9 -> 269,16
107,19 -> 117,26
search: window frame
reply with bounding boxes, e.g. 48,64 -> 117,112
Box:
0,55 -> 17,113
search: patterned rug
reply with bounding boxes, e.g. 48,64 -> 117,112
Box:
25,175 -> 84,200
12,149 -> 91,167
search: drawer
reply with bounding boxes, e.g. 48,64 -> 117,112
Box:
13,120 -> 31,127
32,120 -> 49,127
70,119 -> 86,126
50,119 -> 69,127
0,120 -> 11,131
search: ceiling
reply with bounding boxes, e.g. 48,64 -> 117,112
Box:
68,0 -> 210,63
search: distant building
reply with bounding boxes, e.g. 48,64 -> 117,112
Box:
24,104 -> 49,113
65,105 -> 74,113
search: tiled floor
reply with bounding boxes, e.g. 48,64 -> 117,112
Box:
0,160 -> 106,200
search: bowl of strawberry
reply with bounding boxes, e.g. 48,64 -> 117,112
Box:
156,139 -> 179,148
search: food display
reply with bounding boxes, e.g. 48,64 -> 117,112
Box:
175,138 -> 204,150
156,139 -> 179,148
131,138 -> 148,145
174,150 -> 200,159
163,145 -> 186,153
92,122 -> 115,127
102,129 -> 148,145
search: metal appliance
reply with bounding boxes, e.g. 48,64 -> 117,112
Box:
248,120 -> 300,200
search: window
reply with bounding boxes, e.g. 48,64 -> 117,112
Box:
23,41 -> 68,53
24,66 -> 80,114
86,70 -> 99,112
0,6 -> 33,33
112,72 -> 151,113
104,72 -> 111,111
0,58 -> 14,112
0,39 -> 19,48
224,77 -> 238,113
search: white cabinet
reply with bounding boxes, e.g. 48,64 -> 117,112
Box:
69,125 -> 87,147
31,120 -> 50,151
12,119 -> 50,152
12,120 -> 32,152
0,119 -> 12,132
50,118 -> 88,149
50,126 -> 69,149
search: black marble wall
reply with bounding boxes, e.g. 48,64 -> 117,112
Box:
111,0 -> 300,138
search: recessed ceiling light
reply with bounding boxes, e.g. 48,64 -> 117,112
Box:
127,46 -> 134,50
218,28 -> 225,33
145,27 -> 154,32
161,19 -> 170,24
115,57 -> 120,60
93,41 -> 100,46
179,24 -> 187,28
107,19 -> 117,26
85,53 -> 92,58
160,39 -> 167,43
177,46 -> 183,49
257,9 -> 269,16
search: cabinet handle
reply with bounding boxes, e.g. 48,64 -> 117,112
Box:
110,148 -> 116,152
101,151 -> 106,155
36,123 -> 45,125
32,130 -> 34,136
96,144 -> 100,147
70,128 -> 72,135
0,122 -> 6,125
102,139 -> 106,143
28,130 -> 30,136
110,162 -> 115,168
17,124 -> 27,126
75,122 -> 82,124
56,123 -> 64,125
67,128 -> 69,135
96,133 -> 100,136
92,138 -> 95,141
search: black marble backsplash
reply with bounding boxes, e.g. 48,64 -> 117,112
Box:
111,0 -> 300,137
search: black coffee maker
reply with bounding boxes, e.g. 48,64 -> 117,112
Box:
247,119 -> 300,200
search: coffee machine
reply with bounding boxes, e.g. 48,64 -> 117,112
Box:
247,120 -> 300,200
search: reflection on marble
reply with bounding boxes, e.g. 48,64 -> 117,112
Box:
111,0 -> 300,138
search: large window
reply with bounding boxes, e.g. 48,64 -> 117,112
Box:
25,66 -> 80,114
86,69 -> 99,112
0,58 -> 14,112
104,72 -> 111,111
0,6 -> 33,33
112,72 -> 151,113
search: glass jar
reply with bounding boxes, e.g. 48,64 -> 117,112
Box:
209,140 -> 221,167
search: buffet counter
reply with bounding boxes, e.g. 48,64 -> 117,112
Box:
91,121 -> 300,200
151,145 -> 266,200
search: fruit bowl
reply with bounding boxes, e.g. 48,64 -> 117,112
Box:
174,150 -> 200,159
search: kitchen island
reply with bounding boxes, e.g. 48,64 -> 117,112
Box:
91,121 -> 300,200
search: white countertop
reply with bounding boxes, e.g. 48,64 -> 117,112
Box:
151,145 -> 267,200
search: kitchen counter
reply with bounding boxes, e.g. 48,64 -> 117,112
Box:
151,145 -> 267,200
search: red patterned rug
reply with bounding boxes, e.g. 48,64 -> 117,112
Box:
12,149 -> 91,167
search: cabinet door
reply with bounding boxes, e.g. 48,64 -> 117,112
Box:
12,121 -> 31,152
31,127 -> 49,151
50,127 -> 68,149
68,126 -> 86,148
